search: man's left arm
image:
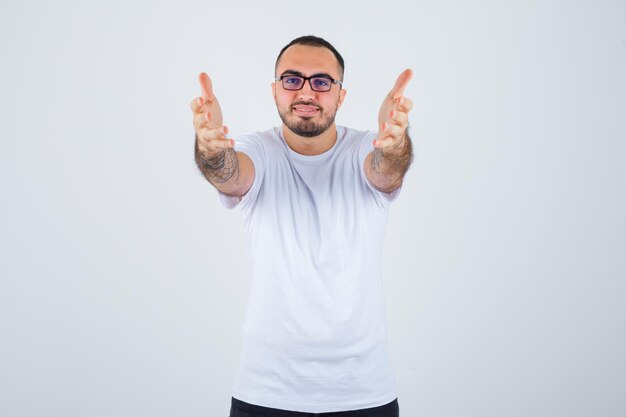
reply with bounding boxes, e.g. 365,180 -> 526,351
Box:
364,69 -> 414,193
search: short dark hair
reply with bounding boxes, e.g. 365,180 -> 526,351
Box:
275,35 -> 345,81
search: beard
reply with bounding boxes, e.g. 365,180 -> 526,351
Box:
278,101 -> 338,138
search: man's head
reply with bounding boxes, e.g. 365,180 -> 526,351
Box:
275,35 -> 345,81
272,35 -> 347,138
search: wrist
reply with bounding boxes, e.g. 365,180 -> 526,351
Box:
386,129 -> 409,154
195,132 -> 226,161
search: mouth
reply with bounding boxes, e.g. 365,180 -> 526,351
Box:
292,104 -> 320,117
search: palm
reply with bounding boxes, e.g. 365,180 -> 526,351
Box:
376,69 -> 413,147
378,98 -> 394,128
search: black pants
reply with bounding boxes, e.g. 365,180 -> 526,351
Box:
229,397 -> 400,417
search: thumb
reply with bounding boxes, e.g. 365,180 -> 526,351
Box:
388,69 -> 413,99
198,72 -> 215,101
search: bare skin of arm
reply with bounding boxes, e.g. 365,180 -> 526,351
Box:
365,129 -> 413,193
364,69 -> 415,193
191,72 -> 255,196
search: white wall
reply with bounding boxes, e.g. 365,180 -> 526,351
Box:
1,1 -> 625,416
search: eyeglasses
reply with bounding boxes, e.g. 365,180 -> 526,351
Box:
275,75 -> 343,92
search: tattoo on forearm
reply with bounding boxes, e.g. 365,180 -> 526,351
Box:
194,139 -> 240,184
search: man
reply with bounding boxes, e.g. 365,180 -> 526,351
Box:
191,36 -> 413,417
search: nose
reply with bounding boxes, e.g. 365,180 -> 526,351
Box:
297,80 -> 316,100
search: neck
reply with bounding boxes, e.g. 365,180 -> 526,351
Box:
282,123 -> 338,156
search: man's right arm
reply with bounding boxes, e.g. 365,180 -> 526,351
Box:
191,72 -> 255,197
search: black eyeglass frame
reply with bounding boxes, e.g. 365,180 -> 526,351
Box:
274,74 -> 343,92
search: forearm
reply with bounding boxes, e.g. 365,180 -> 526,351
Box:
368,130 -> 414,193
194,135 -> 244,195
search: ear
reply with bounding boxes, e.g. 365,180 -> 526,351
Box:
271,82 -> 277,102
337,88 -> 347,109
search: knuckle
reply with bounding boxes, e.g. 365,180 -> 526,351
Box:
197,129 -> 212,142
197,141 -> 210,153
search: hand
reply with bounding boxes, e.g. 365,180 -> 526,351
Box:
190,73 -> 234,157
375,69 -> 414,149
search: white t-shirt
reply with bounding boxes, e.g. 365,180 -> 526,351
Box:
218,125 -> 401,413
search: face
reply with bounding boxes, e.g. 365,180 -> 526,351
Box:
272,44 -> 346,138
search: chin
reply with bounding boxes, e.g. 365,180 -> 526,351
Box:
279,107 -> 337,138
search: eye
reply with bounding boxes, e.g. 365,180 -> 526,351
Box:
312,78 -> 331,88
284,76 -> 303,85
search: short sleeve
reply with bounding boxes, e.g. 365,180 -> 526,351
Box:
218,133 -> 266,210
357,130 -> 403,204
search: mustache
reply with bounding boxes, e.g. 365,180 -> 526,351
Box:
291,101 -> 320,109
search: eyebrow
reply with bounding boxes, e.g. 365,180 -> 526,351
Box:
279,69 -> 335,79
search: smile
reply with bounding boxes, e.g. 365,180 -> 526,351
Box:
292,105 -> 320,117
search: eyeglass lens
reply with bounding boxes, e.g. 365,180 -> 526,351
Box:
282,76 -> 333,92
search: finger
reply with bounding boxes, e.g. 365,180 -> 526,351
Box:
193,110 -> 212,128
379,122 -> 405,140
197,125 -> 228,142
190,96 -> 205,113
198,72 -> 215,101
394,96 -> 413,113
388,69 -> 413,99
374,132 -> 406,149
375,137 -> 403,149
205,137 -> 236,149
388,109 -> 408,127
373,135 -> 399,148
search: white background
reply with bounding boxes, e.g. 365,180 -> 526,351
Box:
1,1 -> 625,416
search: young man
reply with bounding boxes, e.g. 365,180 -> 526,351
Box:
191,35 -> 413,417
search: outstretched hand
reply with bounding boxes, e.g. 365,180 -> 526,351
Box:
191,72 -> 234,157
375,69 -> 414,149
